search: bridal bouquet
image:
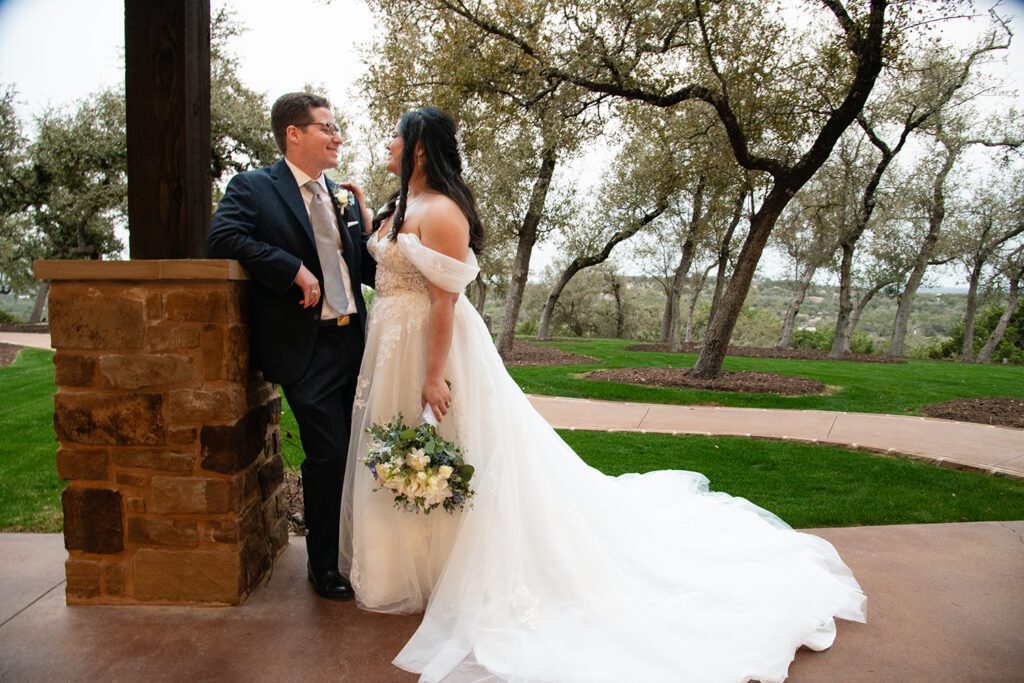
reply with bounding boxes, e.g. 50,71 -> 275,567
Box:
364,410 -> 475,514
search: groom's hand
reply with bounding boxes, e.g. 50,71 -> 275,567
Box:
293,264 -> 321,308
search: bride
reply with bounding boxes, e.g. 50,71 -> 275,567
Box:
339,107 -> 866,683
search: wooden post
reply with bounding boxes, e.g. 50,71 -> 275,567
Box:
125,0 -> 211,259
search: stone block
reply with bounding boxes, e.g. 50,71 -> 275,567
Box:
168,427 -> 198,445
115,469 -> 151,488
54,353 -> 96,387
132,548 -> 241,604
203,518 -> 239,544
98,354 -> 197,390
54,392 -> 164,446
200,404 -> 267,474
126,495 -> 146,513
200,324 -> 225,380
63,487 -> 123,554
126,516 -> 199,547
235,469 -> 259,508
225,325 -> 250,382
65,558 -> 102,600
55,447 -> 108,481
267,395 -> 281,425
150,476 -> 234,515
49,289 -> 145,350
164,289 -> 238,324
240,537 -> 272,594
257,455 -> 284,499
114,449 -> 194,473
102,561 -> 127,596
168,385 -> 246,424
144,290 -> 163,320
146,322 -> 200,352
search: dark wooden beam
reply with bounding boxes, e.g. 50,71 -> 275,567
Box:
125,0 -> 211,259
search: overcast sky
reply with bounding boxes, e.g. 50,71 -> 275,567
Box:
1,0 -> 1022,287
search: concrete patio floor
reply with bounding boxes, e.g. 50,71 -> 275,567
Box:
2,522 -> 1022,682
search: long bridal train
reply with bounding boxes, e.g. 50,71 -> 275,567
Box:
341,233 -> 866,683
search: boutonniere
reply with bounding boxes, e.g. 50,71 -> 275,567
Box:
331,187 -> 350,209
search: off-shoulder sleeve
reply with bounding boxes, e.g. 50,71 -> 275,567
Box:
397,233 -> 480,293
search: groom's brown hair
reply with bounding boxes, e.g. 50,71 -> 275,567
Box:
270,92 -> 332,155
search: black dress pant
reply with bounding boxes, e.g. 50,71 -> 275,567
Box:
280,322 -> 362,573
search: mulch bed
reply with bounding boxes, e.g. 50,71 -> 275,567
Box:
0,343 -> 24,368
502,340 -> 597,367
284,471 -> 307,536
923,397 -> 1024,430
0,322 -> 49,333
623,342 -> 906,364
586,367 -> 827,396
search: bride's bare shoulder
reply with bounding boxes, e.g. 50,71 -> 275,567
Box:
419,194 -> 469,259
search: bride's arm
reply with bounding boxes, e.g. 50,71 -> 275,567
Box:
420,202 -> 470,422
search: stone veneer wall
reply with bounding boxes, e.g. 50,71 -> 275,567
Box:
34,260 -> 288,606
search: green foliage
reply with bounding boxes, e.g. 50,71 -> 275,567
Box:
562,430 -> 1024,528
931,303 -> 1024,364
792,324 -> 877,355
0,308 -> 16,324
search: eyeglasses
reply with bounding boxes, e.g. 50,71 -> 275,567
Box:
295,122 -> 341,136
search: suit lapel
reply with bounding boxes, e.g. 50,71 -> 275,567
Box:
269,159 -> 315,247
325,178 -> 358,272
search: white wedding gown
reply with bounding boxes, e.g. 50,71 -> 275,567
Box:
340,233 -> 866,683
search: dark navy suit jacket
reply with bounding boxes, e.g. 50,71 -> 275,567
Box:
207,159 -> 376,384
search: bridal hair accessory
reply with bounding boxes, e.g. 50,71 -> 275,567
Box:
364,411 -> 475,514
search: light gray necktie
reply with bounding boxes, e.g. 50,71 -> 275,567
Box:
304,180 -> 349,314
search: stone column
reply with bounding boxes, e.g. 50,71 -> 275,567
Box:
34,260 -> 288,605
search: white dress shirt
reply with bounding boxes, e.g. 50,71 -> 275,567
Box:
284,158 -> 358,318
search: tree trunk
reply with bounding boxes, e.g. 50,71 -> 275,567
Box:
538,265 -> 578,341
961,260 -> 984,361
495,145 -> 558,358
668,177 -> 705,353
608,275 -> 626,338
706,190 -> 746,334
888,144 -> 957,358
537,202 -> 667,340
778,262 -> 818,349
846,279 -> 890,347
29,281 -> 49,323
472,274 -> 489,315
829,242 -> 857,357
692,185 -> 790,378
659,288 -> 673,342
685,263 -> 715,343
977,277 -> 1021,363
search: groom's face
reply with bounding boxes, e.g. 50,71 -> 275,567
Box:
289,106 -> 342,172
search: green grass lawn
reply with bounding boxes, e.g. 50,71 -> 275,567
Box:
510,338 -> 1024,414
2,348 -> 1022,532
0,349 -> 62,531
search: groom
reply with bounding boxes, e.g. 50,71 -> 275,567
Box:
207,92 -> 375,600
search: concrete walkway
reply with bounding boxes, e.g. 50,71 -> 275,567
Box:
1,524 -> 1021,681
529,395 -> 1024,479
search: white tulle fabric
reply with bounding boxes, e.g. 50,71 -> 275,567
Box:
340,232 -> 866,683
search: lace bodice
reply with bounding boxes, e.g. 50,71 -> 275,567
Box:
368,232 -> 429,300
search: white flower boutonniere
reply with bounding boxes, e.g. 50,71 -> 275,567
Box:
331,187 -> 350,209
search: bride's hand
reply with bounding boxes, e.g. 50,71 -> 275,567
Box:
338,181 -> 365,203
422,376 -> 451,423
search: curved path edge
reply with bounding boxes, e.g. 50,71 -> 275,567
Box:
528,395 -> 1024,480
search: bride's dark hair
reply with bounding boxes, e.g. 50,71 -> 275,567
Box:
372,107 -> 485,253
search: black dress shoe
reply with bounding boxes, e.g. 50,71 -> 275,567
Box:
307,564 -> 355,600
